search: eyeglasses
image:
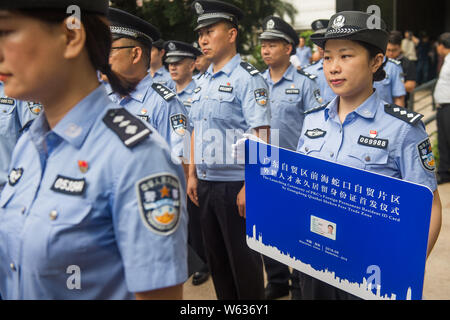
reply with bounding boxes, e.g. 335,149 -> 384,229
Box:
111,46 -> 136,50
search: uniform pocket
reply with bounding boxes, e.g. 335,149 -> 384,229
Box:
298,138 -> 325,155
348,146 -> 389,170
212,94 -> 234,120
0,101 -> 16,137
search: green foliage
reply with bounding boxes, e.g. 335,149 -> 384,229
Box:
300,30 -> 315,49
431,133 -> 440,169
110,0 -> 297,56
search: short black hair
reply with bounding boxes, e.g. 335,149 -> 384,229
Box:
438,32 -> 450,49
388,31 -> 402,46
356,40 -> 387,82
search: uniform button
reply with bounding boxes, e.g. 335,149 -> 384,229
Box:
10,263 -> 16,271
330,152 -> 334,158
365,156 -> 371,162
21,207 -> 26,214
49,210 -> 58,221
305,147 -> 309,152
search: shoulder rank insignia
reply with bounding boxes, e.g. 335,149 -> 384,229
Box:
151,83 -> 176,101
136,173 -> 181,235
388,58 -> 402,66
240,62 -> 260,76
298,69 -> 317,80
103,108 -> 152,148
304,103 -> 329,115
384,104 -> 423,125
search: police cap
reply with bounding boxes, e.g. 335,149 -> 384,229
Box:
310,11 -> 388,54
152,39 -> 165,50
164,41 -> 202,64
259,16 -> 299,50
0,0 -> 108,15
108,7 -> 160,48
311,19 -> 329,33
192,0 -> 244,31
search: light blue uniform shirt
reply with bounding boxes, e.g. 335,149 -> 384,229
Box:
190,54 -> 271,181
262,64 -> 321,151
303,59 -> 337,104
152,66 -> 175,90
296,46 -> 312,68
0,82 -> 41,191
297,93 -> 437,192
108,74 -> 189,159
176,79 -> 197,114
0,85 -> 188,299
373,58 -> 406,104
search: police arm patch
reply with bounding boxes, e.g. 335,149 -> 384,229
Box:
254,88 -> 268,106
136,173 -> 181,236
417,138 -> 436,172
170,113 -> 187,136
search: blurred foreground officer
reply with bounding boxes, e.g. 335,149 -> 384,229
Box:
296,11 -> 442,299
107,8 -> 189,160
0,82 -> 41,192
434,32 -> 450,185
0,0 -> 188,299
187,0 -> 270,300
259,16 -> 321,300
303,19 -> 337,104
151,39 -> 175,89
165,40 -> 210,285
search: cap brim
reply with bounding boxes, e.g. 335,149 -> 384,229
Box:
194,18 -> 229,31
165,56 -> 186,64
311,29 -> 388,53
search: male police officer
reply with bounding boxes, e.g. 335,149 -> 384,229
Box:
0,82 -> 41,192
303,20 -> 337,105
187,0 -> 270,300
151,39 -> 175,89
259,16 -> 322,300
165,40 -> 210,286
107,8 -> 189,161
373,56 -> 407,107
165,41 -> 202,114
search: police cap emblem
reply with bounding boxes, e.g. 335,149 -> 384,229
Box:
332,15 -> 345,29
267,19 -> 275,30
194,2 -> 204,14
168,42 -> 176,51
136,174 -> 181,235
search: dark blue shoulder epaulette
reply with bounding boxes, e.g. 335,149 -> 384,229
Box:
384,104 -> 423,125
151,83 -> 176,101
304,103 -> 329,115
240,62 -> 260,76
103,108 -> 152,148
298,69 -> 317,80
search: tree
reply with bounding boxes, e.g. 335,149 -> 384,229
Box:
110,0 -> 298,60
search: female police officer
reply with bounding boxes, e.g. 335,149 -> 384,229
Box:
296,11 -> 442,300
0,0 -> 187,299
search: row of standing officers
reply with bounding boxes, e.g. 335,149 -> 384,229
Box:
0,0 -> 441,300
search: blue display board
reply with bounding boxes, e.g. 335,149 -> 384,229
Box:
245,140 -> 433,300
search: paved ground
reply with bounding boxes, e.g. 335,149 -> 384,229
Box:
183,90 -> 450,300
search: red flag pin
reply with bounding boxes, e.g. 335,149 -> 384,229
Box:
78,160 -> 89,173
369,130 -> 377,138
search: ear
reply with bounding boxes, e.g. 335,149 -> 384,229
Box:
189,59 -> 196,73
61,17 -> 86,60
371,53 -> 385,73
286,43 -> 293,56
228,27 -> 238,44
131,46 -> 143,65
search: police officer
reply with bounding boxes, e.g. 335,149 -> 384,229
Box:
259,15 -> 322,299
0,0 -> 188,299
187,0 -> 270,300
303,19 -> 337,105
373,55 -> 407,107
193,42 -> 211,81
0,82 -> 41,193
296,11 -> 442,299
107,8 -> 189,161
150,39 -> 175,90
165,41 -> 202,114
165,40 -> 210,286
